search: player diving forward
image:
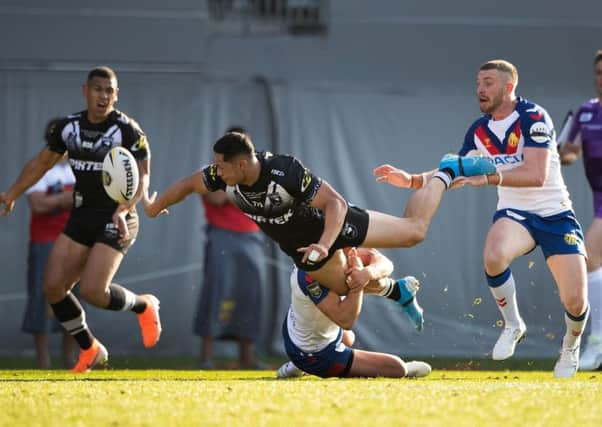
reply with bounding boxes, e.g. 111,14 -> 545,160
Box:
144,132 -> 494,321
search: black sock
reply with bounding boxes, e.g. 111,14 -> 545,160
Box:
106,284 -> 147,313
387,280 -> 402,302
50,293 -> 94,350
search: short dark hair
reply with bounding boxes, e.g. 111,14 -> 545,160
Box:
213,132 -> 255,161
226,126 -> 247,134
87,66 -> 118,83
594,50 -> 602,66
480,59 -> 518,86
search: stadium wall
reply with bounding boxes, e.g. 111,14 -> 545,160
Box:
0,0 -> 600,359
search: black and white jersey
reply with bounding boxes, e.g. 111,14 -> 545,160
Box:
201,152 -> 324,247
46,110 -> 149,211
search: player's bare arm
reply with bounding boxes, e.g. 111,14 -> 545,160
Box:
297,180 -> 347,264
373,164 -> 437,190
315,287 -> 364,330
0,147 -> 64,216
145,170 -> 209,218
456,147 -> 549,188
315,249 -> 366,329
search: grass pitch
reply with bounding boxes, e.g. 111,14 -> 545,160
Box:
1,370 -> 601,427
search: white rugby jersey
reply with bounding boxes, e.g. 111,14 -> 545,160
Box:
286,267 -> 340,353
460,98 -> 572,216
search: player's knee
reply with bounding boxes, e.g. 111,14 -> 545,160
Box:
483,247 -> 510,274
402,220 -> 427,247
561,294 -> 587,317
78,284 -> 105,307
43,276 -> 65,302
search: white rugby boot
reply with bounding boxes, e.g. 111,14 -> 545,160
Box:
554,340 -> 581,378
492,320 -> 526,360
579,335 -> 602,371
405,361 -> 432,378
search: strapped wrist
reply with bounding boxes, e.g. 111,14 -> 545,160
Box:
410,173 -> 427,190
486,171 -> 503,186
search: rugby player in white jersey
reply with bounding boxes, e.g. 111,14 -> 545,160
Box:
276,247 -> 431,379
376,60 -> 588,378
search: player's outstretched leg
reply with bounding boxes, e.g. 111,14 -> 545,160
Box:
405,361 -> 432,378
396,276 -> 424,332
70,339 -> 108,373
439,154 -> 496,179
276,361 -> 306,379
137,294 -> 162,348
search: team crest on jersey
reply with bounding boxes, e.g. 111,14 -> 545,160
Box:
100,136 -> 114,148
529,122 -> 551,144
507,132 -> 519,148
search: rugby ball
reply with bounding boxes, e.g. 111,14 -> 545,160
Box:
102,146 -> 139,203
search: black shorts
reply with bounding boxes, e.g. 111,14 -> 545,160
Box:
282,205 -> 370,271
63,208 -> 139,255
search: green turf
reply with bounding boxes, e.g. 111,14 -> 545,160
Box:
0,355 -> 561,371
1,370 -> 601,427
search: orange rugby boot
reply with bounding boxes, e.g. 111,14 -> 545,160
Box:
70,339 -> 108,373
137,294 -> 162,348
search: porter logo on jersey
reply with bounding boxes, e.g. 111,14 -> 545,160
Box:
529,122 -> 551,143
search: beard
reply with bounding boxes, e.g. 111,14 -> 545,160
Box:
479,92 -> 504,114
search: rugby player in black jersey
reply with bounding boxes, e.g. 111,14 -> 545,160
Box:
144,132 -> 491,321
0,66 -> 161,372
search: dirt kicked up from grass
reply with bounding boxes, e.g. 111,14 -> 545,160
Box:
1,370 -> 601,427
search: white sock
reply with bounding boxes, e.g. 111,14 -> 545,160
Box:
563,307 -> 589,349
375,278 -> 395,297
587,268 -> 602,338
487,269 -> 522,327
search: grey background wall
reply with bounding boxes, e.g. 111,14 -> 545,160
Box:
0,1 -> 600,360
